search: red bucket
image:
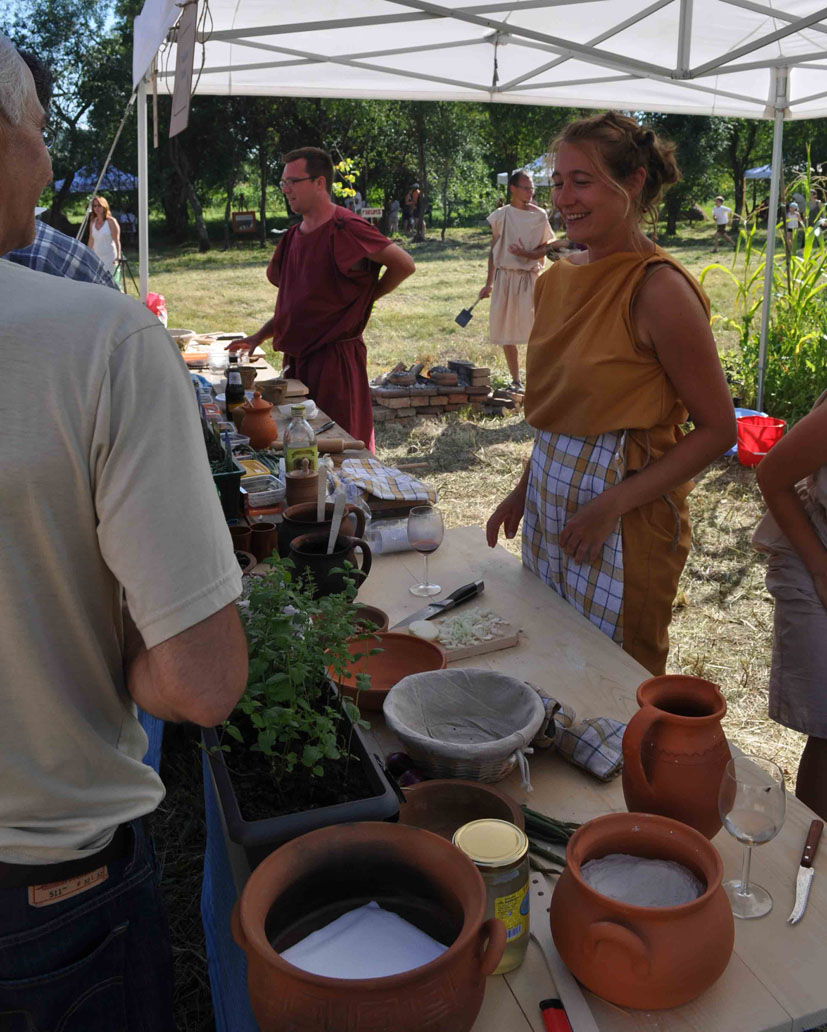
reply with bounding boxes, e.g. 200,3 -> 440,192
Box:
736,415 -> 786,466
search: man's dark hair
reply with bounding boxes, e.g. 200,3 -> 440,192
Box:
282,147 -> 334,193
508,171 -> 530,189
18,50 -> 53,112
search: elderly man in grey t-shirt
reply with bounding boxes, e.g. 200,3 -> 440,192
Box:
0,35 -> 247,1031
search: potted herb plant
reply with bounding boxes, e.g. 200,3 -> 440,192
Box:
202,558 -> 400,870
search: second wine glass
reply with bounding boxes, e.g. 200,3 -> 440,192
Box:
407,505 -> 444,597
717,754 -> 786,919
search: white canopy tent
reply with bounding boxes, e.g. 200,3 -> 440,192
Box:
133,0 -> 827,408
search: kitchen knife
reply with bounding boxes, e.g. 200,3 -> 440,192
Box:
787,818 -> 823,924
391,580 -> 484,629
529,873 -> 600,1032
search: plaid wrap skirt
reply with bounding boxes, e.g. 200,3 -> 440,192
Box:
522,429 -> 625,644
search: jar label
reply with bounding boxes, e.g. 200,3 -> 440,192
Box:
495,881 -> 529,941
285,446 -> 318,471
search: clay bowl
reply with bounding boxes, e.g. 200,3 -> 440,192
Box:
258,378 -> 289,405
331,631 -> 446,712
399,780 -> 524,841
549,811 -> 734,1010
352,603 -> 389,633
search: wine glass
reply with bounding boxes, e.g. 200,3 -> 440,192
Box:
717,754 -> 786,919
407,505 -> 444,597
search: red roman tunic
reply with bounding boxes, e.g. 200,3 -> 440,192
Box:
267,208 -> 390,451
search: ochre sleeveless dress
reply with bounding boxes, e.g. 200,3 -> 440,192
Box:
522,246 -> 710,675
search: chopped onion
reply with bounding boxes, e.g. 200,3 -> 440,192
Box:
408,620 -> 440,640
434,608 -> 505,648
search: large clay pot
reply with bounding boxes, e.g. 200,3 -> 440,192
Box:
232,822 -> 506,1032
239,391 -> 278,449
289,532 -> 371,597
278,501 -> 366,558
549,812 -> 734,1010
622,675 -> 731,838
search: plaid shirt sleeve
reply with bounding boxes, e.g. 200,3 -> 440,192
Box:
4,221 -> 118,289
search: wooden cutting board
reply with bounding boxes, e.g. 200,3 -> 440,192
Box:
404,614 -> 520,662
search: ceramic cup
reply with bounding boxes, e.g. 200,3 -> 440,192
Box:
250,521 -> 279,562
288,533 -> 371,597
229,524 -> 252,553
284,469 -> 319,508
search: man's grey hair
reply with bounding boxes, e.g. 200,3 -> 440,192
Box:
0,33 -> 30,126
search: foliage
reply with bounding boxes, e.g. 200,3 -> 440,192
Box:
216,559 -> 375,781
331,158 -> 359,201
701,168 -> 827,423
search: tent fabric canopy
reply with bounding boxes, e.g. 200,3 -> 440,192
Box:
134,0 -> 827,120
53,165 -> 139,193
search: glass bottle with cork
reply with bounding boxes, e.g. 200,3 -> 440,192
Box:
452,819 -> 530,974
224,354 -> 246,420
284,404 -> 318,472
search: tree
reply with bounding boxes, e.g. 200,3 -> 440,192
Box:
424,103 -> 488,240
719,118 -> 773,216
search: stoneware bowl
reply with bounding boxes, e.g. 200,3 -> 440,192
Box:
549,811 -> 734,1010
232,822 -> 506,1032
330,631 -> 446,711
352,604 -> 389,633
398,780 -> 524,841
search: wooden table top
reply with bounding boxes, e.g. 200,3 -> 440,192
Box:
358,526 -> 827,1032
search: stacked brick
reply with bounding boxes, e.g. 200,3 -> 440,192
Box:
371,361 -> 492,425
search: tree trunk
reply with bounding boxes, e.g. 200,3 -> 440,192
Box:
168,139 -> 210,251
665,192 -> 681,236
413,104 -> 428,243
259,144 -> 268,247
441,182 -> 448,242
223,169 -> 237,250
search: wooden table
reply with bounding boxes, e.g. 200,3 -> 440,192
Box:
358,526 -> 827,1032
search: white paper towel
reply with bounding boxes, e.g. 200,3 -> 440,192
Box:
280,901 -> 447,979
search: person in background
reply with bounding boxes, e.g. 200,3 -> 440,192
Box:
809,189 -> 822,226
496,196 -> 505,208
229,147 -> 415,451
785,200 -> 803,251
4,50 -> 117,288
87,193 -> 121,278
388,197 -> 400,235
487,111 -> 735,676
479,170 -> 554,391
0,34 -> 248,1031
711,195 -> 734,252
753,391 -> 827,820
403,182 -> 420,233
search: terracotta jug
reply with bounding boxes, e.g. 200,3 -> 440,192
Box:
239,392 -> 278,449
231,822 -> 506,1032
549,812 -> 734,1010
278,500 -> 366,557
289,532 -> 371,597
622,675 -> 731,838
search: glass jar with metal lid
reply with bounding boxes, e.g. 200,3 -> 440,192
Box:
452,818 -> 530,974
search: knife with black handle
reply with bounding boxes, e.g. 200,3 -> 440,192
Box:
391,580 -> 484,629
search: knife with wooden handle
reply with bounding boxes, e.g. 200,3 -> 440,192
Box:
788,819 -> 823,924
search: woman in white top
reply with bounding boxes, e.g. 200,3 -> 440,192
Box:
87,195 -> 120,278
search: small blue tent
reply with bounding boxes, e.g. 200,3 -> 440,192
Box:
53,165 -> 138,192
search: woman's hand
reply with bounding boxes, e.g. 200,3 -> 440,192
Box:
486,489 -> 526,547
478,284 -> 492,300
559,492 -> 621,564
507,243 -> 529,259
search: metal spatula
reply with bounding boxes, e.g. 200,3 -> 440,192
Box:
455,297 -> 481,327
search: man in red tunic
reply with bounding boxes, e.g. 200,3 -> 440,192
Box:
231,147 -> 415,451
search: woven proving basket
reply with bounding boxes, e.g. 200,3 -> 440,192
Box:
383,668 -> 545,783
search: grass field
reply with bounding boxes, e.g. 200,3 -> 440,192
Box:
141,222 -> 812,1031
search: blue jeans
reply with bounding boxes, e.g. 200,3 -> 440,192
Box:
0,819 -> 175,1032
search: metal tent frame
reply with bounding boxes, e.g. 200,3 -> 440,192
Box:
133,0 -> 827,408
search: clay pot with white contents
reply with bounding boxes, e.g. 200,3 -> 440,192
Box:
232,822 -> 505,1032
622,674 -> 731,838
549,812 -> 734,1010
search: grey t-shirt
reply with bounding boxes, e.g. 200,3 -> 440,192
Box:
0,262 -> 241,863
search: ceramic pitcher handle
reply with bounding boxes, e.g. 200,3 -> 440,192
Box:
479,917 -> 507,977
585,920 -> 650,976
622,704 -> 660,799
350,538 -> 372,580
350,505 -> 366,539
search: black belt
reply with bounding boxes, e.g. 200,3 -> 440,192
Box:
0,823 -> 132,889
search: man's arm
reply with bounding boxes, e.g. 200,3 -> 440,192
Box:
229,316 -> 274,353
368,242 -> 415,300
125,602 -> 248,726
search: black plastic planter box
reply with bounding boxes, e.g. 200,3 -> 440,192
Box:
212,458 -> 244,519
202,719 -> 400,871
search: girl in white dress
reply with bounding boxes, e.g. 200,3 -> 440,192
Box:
87,195 -> 121,279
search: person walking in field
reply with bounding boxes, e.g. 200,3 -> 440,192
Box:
711,195 -> 734,252
479,170 -> 554,391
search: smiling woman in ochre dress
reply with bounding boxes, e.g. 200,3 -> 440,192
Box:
487,111 -> 736,676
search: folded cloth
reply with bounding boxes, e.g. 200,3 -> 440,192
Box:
529,684 -> 625,781
339,457 -> 437,504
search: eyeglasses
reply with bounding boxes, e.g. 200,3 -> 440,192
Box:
279,175 -> 317,190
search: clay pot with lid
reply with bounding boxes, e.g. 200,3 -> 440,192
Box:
549,812 -> 734,1010
239,391 -> 278,450
622,675 -> 731,839
231,822 -> 506,1032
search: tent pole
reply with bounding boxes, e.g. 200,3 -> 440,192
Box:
757,67 -> 787,412
137,76 -> 149,302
